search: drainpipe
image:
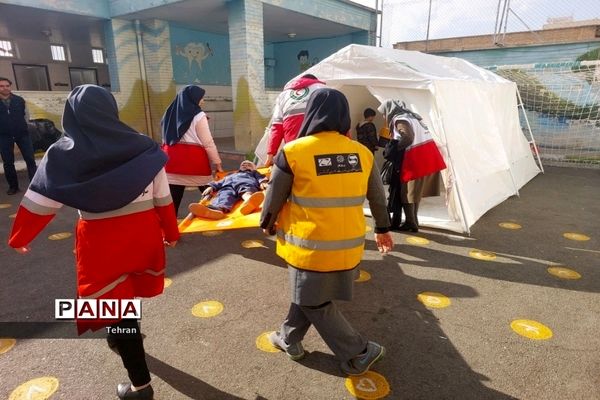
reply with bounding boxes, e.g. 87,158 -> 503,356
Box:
134,19 -> 154,138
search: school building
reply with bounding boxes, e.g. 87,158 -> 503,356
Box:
0,0 -> 377,152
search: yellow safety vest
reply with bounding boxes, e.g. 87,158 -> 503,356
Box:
276,132 -> 374,272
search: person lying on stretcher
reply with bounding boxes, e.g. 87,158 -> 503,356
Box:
188,160 -> 268,220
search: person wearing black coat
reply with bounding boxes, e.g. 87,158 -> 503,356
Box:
0,77 -> 37,195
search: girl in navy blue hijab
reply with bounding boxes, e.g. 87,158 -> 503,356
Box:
161,85 -> 206,145
160,85 -> 223,215
30,84 -> 167,212
10,84 -> 180,399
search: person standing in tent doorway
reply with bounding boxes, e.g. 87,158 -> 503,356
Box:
378,100 -> 446,232
8,85 -> 180,399
356,107 -> 378,153
161,85 -> 224,216
260,88 -> 393,376
263,74 -> 325,167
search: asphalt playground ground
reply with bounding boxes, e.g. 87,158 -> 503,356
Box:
0,164 -> 599,400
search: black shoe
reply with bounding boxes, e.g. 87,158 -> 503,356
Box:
117,383 -> 154,399
6,187 -> 20,195
398,223 -> 418,232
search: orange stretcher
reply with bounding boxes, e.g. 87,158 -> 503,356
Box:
178,167 -> 270,234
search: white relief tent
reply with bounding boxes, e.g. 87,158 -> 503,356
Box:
255,44 -> 541,234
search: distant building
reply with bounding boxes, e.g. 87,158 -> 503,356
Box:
392,23 -> 600,64
543,17 -> 600,30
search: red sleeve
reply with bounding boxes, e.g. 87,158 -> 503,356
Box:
155,204 -> 180,243
267,123 -> 284,155
8,206 -> 55,248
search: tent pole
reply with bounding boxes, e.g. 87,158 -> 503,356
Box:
516,88 -> 544,173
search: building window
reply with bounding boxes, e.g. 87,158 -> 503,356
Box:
92,48 -> 104,64
0,40 -> 15,57
70,68 -> 98,87
50,45 -> 66,61
13,64 -> 50,91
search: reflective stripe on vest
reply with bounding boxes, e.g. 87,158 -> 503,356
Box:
290,194 -> 366,208
277,230 -> 365,250
275,132 -> 374,272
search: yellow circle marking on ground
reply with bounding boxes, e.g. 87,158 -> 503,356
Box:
9,213 -> 16,219
469,249 -> 497,261
511,319 -> 553,340
241,239 -> 266,249
365,225 -> 372,233
345,371 -> 390,399
563,232 -> 590,241
48,232 -> 72,241
0,338 -> 16,354
405,236 -> 430,245
417,292 -> 451,309
192,301 -> 224,318
164,277 -> 173,288
499,222 -> 522,230
202,230 -> 223,237
0,203 -> 12,209
255,331 -> 279,353
547,266 -> 581,280
8,376 -> 59,400
355,270 -> 372,283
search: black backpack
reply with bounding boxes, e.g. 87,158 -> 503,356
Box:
28,119 -> 63,152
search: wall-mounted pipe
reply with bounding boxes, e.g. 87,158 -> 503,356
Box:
134,19 -> 154,138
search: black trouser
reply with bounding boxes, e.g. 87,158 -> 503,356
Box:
169,184 -> 207,217
0,132 -> 37,190
107,319 -> 150,387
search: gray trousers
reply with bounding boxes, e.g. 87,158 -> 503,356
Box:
279,301 -> 367,363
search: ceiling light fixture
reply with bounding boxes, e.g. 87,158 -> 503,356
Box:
287,33 -> 297,38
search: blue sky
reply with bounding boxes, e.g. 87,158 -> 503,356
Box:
351,0 -> 600,47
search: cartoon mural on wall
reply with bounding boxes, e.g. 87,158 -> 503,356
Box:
297,50 -> 310,72
175,42 -> 214,82
169,25 -> 231,85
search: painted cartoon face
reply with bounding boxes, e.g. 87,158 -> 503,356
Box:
188,48 -> 201,57
185,44 -> 204,60
181,43 -> 212,63
299,54 -> 308,63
